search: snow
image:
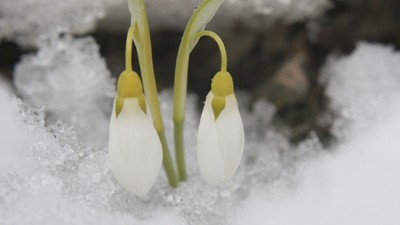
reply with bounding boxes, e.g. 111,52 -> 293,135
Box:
0,0 -> 113,47
6,1 -> 398,224
1,7 -> 400,222
0,88 -> 30,175
14,36 -> 115,148
234,42 -> 400,224
234,100 -> 400,225
322,43 -> 400,139
0,86 -> 183,225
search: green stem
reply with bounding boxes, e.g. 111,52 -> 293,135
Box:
173,45 -> 190,123
159,132 -> 178,187
174,121 -> 186,181
173,30 -> 228,181
173,38 -> 189,181
133,2 -> 178,187
125,27 -> 134,72
173,0 -> 225,123
195,31 -> 228,72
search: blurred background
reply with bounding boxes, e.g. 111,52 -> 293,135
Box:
1,0 -> 400,145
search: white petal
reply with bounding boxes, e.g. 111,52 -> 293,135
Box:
197,92 -> 245,186
197,92 -> 226,186
215,94 -> 245,181
109,98 -> 162,197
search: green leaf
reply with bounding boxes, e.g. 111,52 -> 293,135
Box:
185,0 -> 224,51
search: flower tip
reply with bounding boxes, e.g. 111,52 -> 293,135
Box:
117,70 -> 143,98
211,71 -> 234,96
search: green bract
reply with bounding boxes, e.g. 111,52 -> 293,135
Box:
173,0 -> 225,121
187,0 -> 225,51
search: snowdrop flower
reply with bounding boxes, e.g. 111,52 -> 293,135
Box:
109,70 -> 163,196
197,71 -> 244,186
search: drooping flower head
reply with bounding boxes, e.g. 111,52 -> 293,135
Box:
197,71 -> 245,186
109,70 -> 163,197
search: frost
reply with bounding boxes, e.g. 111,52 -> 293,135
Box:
0,89 -> 142,224
1,81 -> 318,224
14,36 -> 114,148
105,89 -> 322,225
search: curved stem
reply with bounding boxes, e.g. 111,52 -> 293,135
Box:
125,26 -> 134,72
173,30 -> 228,181
195,30 -> 227,72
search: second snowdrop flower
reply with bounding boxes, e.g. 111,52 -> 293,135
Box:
197,71 -> 245,186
